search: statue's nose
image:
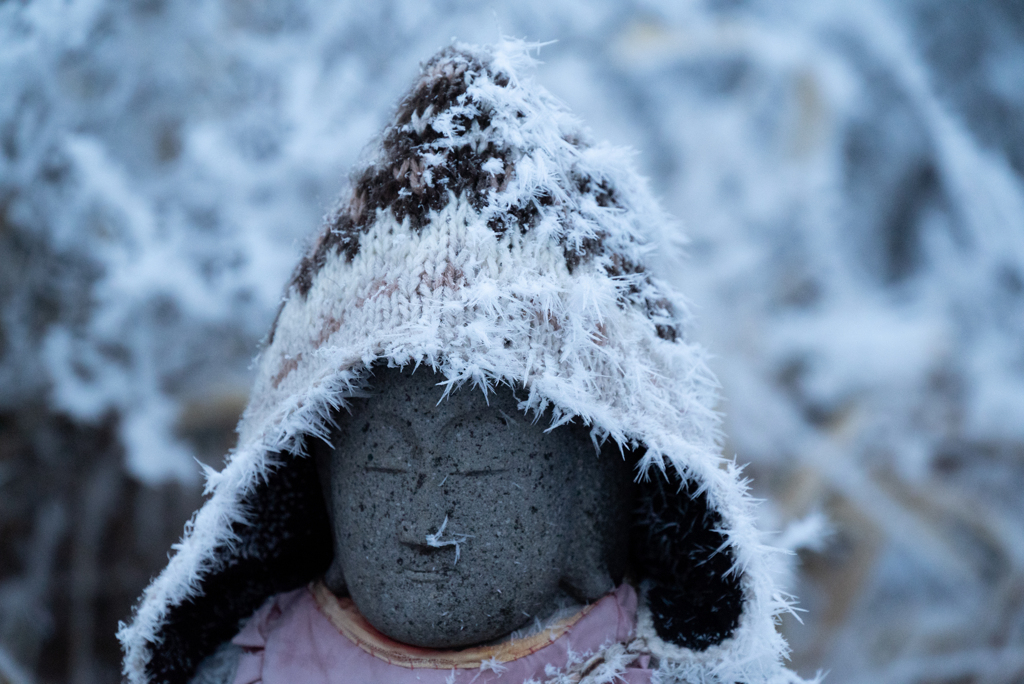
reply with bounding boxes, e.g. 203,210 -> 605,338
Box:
398,519 -> 431,548
397,468 -> 452,547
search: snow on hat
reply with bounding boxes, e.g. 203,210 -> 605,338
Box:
119,41 -> 802,684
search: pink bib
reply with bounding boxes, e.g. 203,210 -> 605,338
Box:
232,584 -> 651,684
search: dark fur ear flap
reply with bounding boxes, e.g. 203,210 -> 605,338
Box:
143,455 -> 332,684
634,464 -> 744,650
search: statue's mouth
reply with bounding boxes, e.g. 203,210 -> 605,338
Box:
403,568 -> 453,582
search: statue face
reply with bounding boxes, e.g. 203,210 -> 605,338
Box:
313,366 -> 633,649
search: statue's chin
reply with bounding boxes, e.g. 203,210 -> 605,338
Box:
349,578 -> 553,649
362,596 -> 532,649
327,564 -> 615,649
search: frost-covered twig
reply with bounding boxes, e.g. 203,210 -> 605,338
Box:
424,516 -> 473,565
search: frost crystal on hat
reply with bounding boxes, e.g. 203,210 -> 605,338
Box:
119,41 -> 805,684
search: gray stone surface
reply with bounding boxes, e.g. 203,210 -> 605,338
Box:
311,365 -> 634,649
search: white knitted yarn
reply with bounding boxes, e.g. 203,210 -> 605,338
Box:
119,40 -> 805,684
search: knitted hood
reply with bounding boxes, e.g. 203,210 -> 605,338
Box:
119,42 -> 801,684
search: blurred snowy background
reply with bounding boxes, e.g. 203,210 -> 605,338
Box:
1,0 -> 1023,682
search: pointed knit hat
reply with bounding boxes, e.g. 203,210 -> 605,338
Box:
119,41 -> 802,684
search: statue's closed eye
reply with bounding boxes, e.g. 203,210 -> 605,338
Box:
364,466 -> 509,476
457,468 -> 509,477
365,466 -> 409,474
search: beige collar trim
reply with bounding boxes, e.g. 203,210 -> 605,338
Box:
310,581 -> 593,670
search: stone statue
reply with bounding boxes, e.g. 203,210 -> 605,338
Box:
120,42 -> 802,684
312,366 -> 634,649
